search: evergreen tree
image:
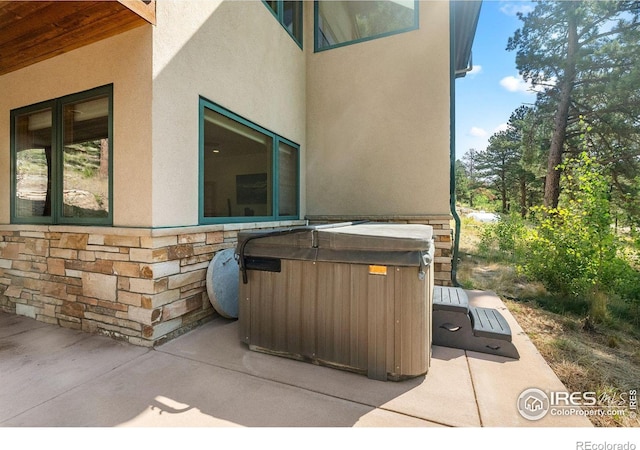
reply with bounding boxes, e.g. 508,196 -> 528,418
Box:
476,128 -> 521,214
459,148 -> 482,208
455,159 -> 471,207
507,0 -> 640,209
508,106 -> 543,217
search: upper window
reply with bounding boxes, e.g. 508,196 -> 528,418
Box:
199,98 -> 299,224
10,85 -> 113,225
315,0 -> 418,52
264,1 -> 303,48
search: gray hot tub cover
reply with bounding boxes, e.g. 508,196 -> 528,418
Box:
237,222 -> 435,282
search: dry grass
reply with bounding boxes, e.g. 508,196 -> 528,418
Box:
503,298 -> 640,427
456,217 -> 640,427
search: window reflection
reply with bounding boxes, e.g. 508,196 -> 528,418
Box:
15,108 -> 52,219
200,100 -> 300,223
203,108 -> 273,218
283,1 -> 302,44
316,1 -> 417,50
62,96 -> 110,219
11,85 -> 112,225
278,141 -> 298,217
264,0 -> 302,47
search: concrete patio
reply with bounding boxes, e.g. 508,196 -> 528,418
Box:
0,290 -> 592,428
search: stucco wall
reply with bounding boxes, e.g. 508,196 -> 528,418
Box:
1,0 -> 450,226
305,0 -> 451,218
150,0 -> 307,227
0,26 -> 154,228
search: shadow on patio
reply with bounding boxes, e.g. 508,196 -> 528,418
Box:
0,289 -> 592,428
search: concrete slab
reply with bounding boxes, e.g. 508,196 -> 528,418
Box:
0,287 -> 595,428
380,345 -> 481,426
160,319 -> 480,426
353,409 -> 445,427
0,310 -> 48,338
0,320 -> 148,423
466,290 -> 592,427
159,317 -> 426,407
2,349 -> 436,427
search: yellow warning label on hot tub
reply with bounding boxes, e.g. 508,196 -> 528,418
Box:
369,265 -> 387,276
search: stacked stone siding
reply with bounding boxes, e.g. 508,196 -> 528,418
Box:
0,221 -> 304,346
417,218 -> 454,286
0,217 -> 452,346
306,215 -> 453,286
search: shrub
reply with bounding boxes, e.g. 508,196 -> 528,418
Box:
523,152 -> 620,317
466,150 -> 640,325
477,214 -> 526,262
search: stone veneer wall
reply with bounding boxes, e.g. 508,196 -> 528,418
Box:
0,221 -> 305,347
306,216 -> 453,286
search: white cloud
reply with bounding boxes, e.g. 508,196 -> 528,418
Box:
500,74 -> 556,95
500,75 -> 531,93
494,123 -> 509,133
469,127 -> 488,138
467,65 -> 482,77
500,2 -> 534,17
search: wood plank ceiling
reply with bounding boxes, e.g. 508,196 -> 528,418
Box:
0,1 -> 155,76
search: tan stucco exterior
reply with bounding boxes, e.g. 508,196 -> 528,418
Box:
0,0 -> 452,228
0,1 -> 307,229
0,26 -> 154,227
306,1 -> 451,218
150,0 -> 307,227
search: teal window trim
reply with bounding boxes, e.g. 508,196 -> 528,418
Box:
198,97 -> 300,225
10,99 -> 55,225
262,1 -> 303,49
275,135 -> 301,221
314,0 -> 419,53
10,84 -> 114,226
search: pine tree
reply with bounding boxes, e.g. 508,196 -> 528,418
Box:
507,0 -> 640,209
476,129 -> 521,214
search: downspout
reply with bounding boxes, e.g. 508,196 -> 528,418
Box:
455,52 -> 474,78
449,1 -> 462,287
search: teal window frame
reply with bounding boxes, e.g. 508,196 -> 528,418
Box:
263,1 -> 303,49
198,97 -> 300,225
10,85 -> 114,226
314,0 -> 419,53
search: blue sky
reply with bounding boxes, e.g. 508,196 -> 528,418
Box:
455,0 -> 537,159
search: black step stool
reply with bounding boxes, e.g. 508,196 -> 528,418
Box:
432,286 -> 520,359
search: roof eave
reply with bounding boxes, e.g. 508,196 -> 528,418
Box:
452,0 -> 482,79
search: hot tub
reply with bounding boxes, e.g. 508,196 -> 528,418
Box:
236,222 -> 434,381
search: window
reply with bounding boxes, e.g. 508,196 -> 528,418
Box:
199,98 -> 299,223
10,85 -> 112,225
264,0 -> 303,48
315,0 -> 418,52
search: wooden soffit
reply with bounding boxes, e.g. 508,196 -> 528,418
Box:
0,1 -> 155,76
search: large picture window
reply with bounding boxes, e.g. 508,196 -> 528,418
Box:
199,98 -> 299,223
315,0 -> 418,52
10,85 -> 113,225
